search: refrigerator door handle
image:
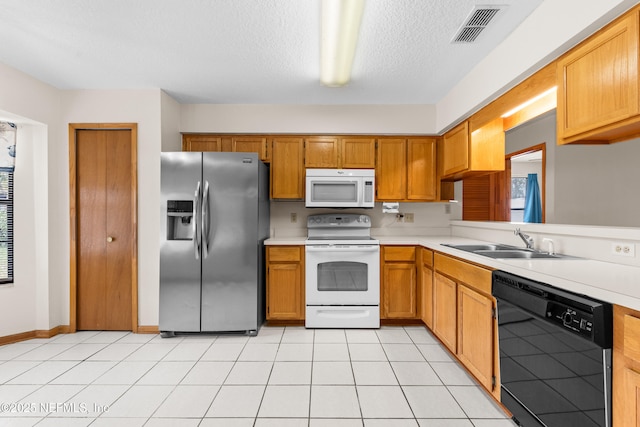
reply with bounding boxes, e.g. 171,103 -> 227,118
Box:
202,180 -> 211,259
194,181 -> 202,260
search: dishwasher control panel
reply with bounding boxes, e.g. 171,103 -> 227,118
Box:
492,270 -> 612,348
547,302 -> 595,339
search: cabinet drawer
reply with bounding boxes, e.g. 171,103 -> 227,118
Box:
383,246 -> 416,262
434,253 -> 492,294
267,246 -> 302,262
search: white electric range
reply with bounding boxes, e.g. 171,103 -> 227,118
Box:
304,213 -> 380,328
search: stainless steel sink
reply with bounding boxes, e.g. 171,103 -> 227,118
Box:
441,243 -> 519,252
441,243 -> 579,260
473,249 -> 564,259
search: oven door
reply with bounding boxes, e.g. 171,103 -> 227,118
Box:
305,244 -> 380,305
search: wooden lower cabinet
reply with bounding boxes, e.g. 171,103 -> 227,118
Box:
266,246 -> 304,320
433,272 -> 457,353
419,248 -> 434,328
381,246 -> 417,319
433,252 -> 499,399
613,304 -> 640,426
457,284 -> 496,394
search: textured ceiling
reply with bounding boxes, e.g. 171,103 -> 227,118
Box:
0,0 -> 544,105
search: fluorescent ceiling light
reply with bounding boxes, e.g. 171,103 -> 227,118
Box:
321,0 -> 365,87
501,86 -> 558,118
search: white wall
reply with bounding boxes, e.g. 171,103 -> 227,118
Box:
180,104 -> 436,134
554,138 -> 640,226
0,63 -> 60,337
506,111 -> 640,227
161,91 -> 182,151
0,72 -> 170,334
270,201 -> 451,239
61,89 -> 164,327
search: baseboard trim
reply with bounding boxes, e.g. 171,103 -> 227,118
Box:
265,320 -> 305,327
137,325 -> 160,334
0,325 -> 72,346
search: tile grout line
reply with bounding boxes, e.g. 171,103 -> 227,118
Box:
0,326 -> 516,425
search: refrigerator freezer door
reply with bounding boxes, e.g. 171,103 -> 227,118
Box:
160,152 -> 202,332
201,152 -> 260,332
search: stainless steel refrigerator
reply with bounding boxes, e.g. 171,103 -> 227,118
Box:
159,152 -> 269,337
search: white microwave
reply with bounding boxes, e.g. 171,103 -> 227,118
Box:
305,169 -> 375,208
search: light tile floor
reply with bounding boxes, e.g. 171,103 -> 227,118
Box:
0,326 -> 517,426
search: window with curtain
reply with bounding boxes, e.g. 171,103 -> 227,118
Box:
511,176 -> 527,222
0,171 -> 12,283
523,172 -> 542,223
0,121 -> 16,284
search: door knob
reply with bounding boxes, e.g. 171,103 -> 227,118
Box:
107,236 -> 114,243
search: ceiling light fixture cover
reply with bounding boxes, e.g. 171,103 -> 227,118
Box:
321,0 -> 365,87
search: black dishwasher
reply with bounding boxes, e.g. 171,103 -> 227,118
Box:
492,270 -> 612,427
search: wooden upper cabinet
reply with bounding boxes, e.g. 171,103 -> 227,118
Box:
305,137 -> 375,169
442,119 -> 504,181
340,137 -> 376,168
376,138 -> 437,201
232,137 -> 269,161
557,10 -> 640,144
305,137 -> 339,168
271,137 -> 304,199
442,122 -> 469,177
376,139 -> 406,200
182,134 -> 222,152
407,138 -> 436,200
182,134 -> 269,161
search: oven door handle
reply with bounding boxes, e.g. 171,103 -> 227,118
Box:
305,246 -> 380,252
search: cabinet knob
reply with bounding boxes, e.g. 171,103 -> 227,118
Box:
107,236 -> 114,243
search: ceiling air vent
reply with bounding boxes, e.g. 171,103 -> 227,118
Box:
452,6 -> 503,43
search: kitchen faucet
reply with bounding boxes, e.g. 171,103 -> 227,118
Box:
514,228 -> 534,249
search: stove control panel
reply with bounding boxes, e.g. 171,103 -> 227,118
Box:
307,214 -> 371,228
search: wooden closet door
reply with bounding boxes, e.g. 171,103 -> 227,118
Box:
76,129 -> 133,330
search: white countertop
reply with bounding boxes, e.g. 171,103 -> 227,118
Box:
265,235 -> 640,311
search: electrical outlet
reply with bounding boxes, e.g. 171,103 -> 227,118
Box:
404,213 -> 414,223
290,213 -> 297,223
611,242 -> 635,257
396,213 -> 404,222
